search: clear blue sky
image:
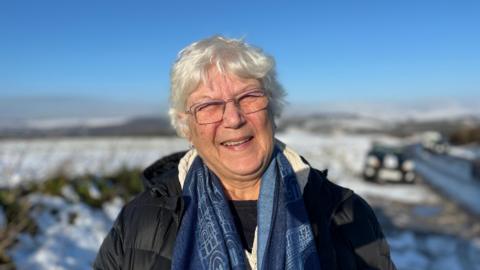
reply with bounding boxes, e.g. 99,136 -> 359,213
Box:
1,0 -> 479,120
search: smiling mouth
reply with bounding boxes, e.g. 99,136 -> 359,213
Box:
220,136 -> 253,147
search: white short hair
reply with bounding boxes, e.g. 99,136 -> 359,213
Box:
169,35 -> 286,137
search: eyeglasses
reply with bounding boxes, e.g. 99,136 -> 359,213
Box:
186,89 -> 269,124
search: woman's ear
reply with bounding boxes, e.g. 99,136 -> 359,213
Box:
267,107 -> 277,133
177,112 -> 191,139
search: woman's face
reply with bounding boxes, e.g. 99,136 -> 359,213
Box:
184,69 -> 275,184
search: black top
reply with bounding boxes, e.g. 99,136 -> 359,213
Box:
228,200 -> 258,252
94,151 -> 397,270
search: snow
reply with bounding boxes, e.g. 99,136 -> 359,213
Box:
25,117 -> 130,129
287,98 -> 480,122
391,248 -> 430,270
449,145 -> 480,160
61,185 -> 80,202
102,197 -> 125,222
9,195 -> 121,270
388,231 -> 480,270
2,131 -> 480,269
278,129 -> 439,204
0,137 -> 189,188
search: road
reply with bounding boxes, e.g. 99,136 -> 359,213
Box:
411,144 -> 480,215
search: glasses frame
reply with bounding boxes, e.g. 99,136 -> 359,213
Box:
185,88 -> 269,124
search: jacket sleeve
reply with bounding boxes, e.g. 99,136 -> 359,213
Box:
93,209 -> 125,270
333,194 -> 397,270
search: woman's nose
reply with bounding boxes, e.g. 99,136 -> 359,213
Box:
222,101 -> 245,128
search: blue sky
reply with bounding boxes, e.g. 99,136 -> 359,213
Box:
1,0 -> 479,120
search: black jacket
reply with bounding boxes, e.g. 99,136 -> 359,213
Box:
94,151 -> 396,270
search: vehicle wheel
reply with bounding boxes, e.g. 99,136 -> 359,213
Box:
403,172 -> 416,184
363,175 -> 374,182
363,168 -> 377,182
375,176 -> 386,185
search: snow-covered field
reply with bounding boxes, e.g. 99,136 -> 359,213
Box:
0,137 -> 189,188
1,130 -> 479,269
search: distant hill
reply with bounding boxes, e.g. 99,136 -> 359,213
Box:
2,97 -> 479,140
277,113 -> 480,139
0,116 -> 176,139
1,112 -> 479,142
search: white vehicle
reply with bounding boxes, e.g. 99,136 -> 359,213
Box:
421,131 -> 449,154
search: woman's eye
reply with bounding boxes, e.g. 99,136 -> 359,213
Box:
196,102 -> 221,112
239,95 -> 255,102
195,104 -> 211,112
240,92 -> 262,102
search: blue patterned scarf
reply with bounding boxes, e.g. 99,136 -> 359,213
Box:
172,146 -> 321,270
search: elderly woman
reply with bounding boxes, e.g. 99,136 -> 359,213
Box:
94,36 -> 396,270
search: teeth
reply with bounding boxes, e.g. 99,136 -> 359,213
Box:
222,138 -> 250,146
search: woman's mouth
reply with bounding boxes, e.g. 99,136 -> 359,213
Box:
220,136 -> 253,148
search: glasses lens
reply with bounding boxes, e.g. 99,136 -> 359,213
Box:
194,102 -> 224,124
238,92 -> 268,114
191,91 -> 269,124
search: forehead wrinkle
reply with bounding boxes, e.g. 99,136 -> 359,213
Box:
205,71 -> 235,94
189,68 -> 261,106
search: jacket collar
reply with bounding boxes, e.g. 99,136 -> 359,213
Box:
141,151 -> 186,209
141,150 -> 353,216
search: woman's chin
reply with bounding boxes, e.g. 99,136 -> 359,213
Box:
224,156 -> 269,180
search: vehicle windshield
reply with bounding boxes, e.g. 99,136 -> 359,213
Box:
372,145 -> 403,154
